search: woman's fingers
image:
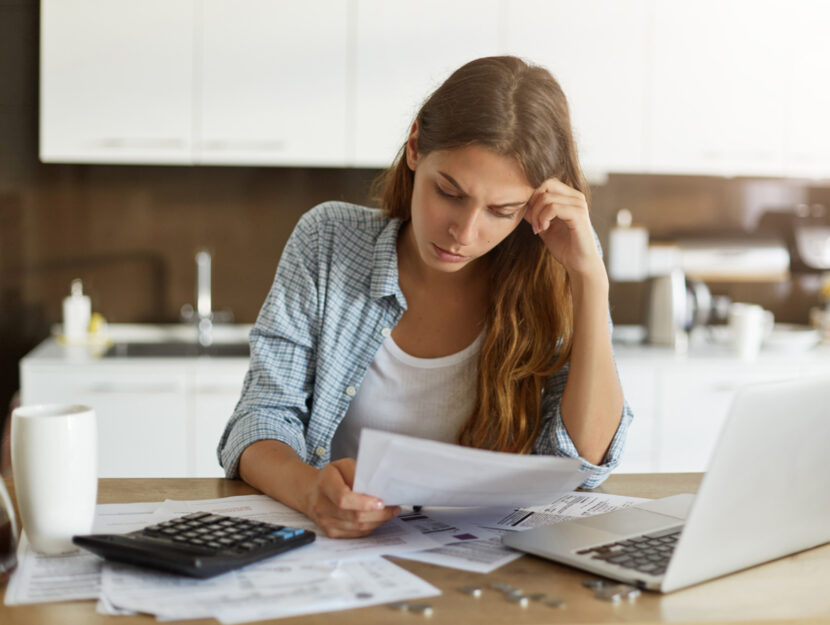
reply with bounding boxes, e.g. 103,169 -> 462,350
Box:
525,178 -> 588,234
527,196 -> 586,234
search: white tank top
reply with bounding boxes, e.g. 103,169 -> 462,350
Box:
330,332 -> 483,461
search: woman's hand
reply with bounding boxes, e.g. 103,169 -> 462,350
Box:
306,458 -> 401,538
524,178 -> 605,280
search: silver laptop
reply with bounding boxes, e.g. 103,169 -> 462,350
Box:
503,376 -> 830,592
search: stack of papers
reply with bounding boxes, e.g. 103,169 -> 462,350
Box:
5,430 -> 647,622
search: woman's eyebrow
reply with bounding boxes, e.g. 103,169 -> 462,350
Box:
437,171 -> 528,209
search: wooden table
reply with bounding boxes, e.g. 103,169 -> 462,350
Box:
2,475 -> 829,625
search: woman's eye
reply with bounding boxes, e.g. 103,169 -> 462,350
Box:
435,185 -> 460,200
492,209 -> 519,219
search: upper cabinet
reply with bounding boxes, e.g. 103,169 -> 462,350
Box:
197,0 -> 348,166
647,0 -> 790,176
351,0 -> 503,167
40,0 -> 830,178
505,0 -> 650,179
40,0 -> 195,164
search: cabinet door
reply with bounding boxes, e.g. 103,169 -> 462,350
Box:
784,0 -> 830,177
615,360 -> 658,473
191,365 -> 247,477
505,0 -> 649,179
197,0 -> 348,165
647,0 -> 789,176
20,365 -> 189,478
655,363 -> 797,473
40,0 -> 195,164
351,0 -> 502,167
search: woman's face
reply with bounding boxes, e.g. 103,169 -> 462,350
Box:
406,141 -> 535,275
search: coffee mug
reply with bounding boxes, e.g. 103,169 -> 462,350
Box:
729,303 -> 773,360
11,404 -> 98,554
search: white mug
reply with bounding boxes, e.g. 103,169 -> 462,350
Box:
729,303 -> 772,360
11,404 -> 98,554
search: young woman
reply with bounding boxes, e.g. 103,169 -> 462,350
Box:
219,56 -> 632,538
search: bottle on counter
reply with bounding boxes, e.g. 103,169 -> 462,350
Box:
63,278 -> 91,343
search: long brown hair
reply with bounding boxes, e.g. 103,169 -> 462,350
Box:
373,56 -> 588,453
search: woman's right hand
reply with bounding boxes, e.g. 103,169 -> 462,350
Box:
306,458 -> 401,538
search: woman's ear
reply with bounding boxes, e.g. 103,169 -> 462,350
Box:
405,121 -> 419,171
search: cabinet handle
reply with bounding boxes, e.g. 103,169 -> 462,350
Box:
193,386 -> 243,394
91,138 -> 187,149
85,384 -> 183,394
202,140 -> 286,151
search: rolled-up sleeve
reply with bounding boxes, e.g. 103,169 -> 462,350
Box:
534,361 -> 634,489
218,212 -> 321,478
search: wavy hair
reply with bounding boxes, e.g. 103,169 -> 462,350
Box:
373,56 -> 588,453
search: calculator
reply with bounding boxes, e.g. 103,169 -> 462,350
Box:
73,511 -> 315,578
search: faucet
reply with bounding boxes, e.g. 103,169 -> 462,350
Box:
195,250 -> 213,346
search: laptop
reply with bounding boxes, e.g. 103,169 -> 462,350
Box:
503,376 -> 830,592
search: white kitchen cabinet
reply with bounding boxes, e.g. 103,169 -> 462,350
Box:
20,339 -> 249,478
20,365 -> 190,477
783,0 -> 830,178
351,0 -> 504,167
40,0 -> 196,164
615,361 -> 658,473
505,0 -> 650,179
652,360 -> 798,473
197,0 -> 348,166
647,0 -> 790,176
190,366 -> 246,477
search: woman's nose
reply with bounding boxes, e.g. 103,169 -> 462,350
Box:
449,208 -> 478,245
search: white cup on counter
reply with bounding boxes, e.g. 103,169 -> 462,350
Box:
11,404 -> 98,554
729,303 -> 774,360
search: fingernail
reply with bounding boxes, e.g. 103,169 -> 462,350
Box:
373,500 -> 384,510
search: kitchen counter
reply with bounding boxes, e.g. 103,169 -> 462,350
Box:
22,323 -> 254,364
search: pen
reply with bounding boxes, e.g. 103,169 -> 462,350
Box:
413,506 -> 422,513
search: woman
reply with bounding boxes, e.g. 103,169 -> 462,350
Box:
218,56 -> 632,538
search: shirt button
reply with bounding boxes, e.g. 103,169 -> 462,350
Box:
381,327 -> 392,337
315,446 -> 326,457
345,385 -> 357,397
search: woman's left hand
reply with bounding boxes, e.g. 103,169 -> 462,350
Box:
524,178 -> 604,279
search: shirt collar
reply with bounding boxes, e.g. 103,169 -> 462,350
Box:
369,217 -> 407,309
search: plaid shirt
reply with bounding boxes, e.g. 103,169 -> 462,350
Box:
218,201 -> 632,489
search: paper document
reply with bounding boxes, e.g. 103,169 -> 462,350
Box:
354,429 -> 592,507
102,557 -> 439,625
392,492 -> 649,573
4,501 -> 172,606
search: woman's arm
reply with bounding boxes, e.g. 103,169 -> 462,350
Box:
239,440 -> 400,538
560,271 -> 623,465
526,179 -> 624,464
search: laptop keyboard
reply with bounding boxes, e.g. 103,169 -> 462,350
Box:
575,526 -> 682,576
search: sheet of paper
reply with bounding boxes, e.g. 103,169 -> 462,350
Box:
214,558 -> 440,625
101,557 -> 440,624
389,508 -> 520,573
4,501 -> 171,606
353,428 -> 591,507
391,492 -> 650,573
492,492 -> 649,529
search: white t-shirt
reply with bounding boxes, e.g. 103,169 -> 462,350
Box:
330,332 -> 483,460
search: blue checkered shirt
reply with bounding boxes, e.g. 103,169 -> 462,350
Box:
218,201 -> 633,489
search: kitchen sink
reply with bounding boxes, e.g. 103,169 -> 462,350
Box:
104,341 -> 249,358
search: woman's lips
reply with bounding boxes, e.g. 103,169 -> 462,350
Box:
432,243 -> 466,263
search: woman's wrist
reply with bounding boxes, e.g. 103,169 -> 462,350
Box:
239,440 -> 319,518
568,260 -> 609,301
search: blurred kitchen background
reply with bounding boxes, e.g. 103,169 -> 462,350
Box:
2,0 -> 829,476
